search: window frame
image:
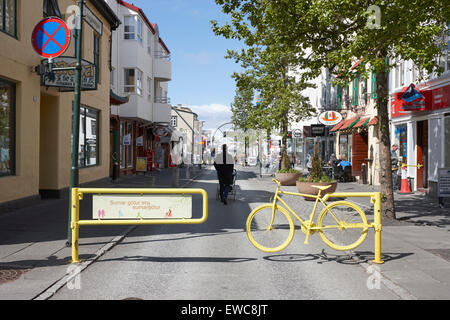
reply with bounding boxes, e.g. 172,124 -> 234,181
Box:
0,77 -> 16,177
0,0 -> 17,38
124,15 -> 136,40
171,116 -> 178,127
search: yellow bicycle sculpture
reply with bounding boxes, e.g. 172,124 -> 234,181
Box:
246,179 -> 372,253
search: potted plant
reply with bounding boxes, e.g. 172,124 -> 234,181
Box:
296,143 -> 337,199
274,148 -> 302,186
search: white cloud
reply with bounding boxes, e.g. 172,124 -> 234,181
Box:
186,103 -> 232,130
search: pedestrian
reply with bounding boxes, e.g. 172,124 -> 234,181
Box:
290,152 -> 296,169
391,144 -> 399,190
213,144 -> 234,205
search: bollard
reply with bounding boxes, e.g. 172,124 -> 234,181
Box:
362,163 -> 367,184
372,192 -> 384,264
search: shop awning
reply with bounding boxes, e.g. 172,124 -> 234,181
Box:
340,117 -> 360,130
353,117 -> 370,128
367,116 -> 378,126
330,121 -> 345,132
110,90 -> 129,105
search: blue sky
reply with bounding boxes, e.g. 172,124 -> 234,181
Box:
130,0 -> 244,129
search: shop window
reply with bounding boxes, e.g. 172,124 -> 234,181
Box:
75,106 -> 100,168
1,0 -> 17,37
0,78 -> 15,177
395,125 -> 408,164
445,116 -> 450,167
339,135 -> 348,161
126,123 -> 133,168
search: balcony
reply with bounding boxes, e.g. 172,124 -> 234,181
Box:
153,51 -> 172,81
153,96 -> 171,123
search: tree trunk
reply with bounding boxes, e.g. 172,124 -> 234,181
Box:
376,58 -> 396,220
281,115 -> 291,170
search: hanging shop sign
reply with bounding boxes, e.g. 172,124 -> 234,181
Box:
311,124 -> 326,137
154,126 -> 169,137
40,57 -> 97,91
318,111 -> 343,126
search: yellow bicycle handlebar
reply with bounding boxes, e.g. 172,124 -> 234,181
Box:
272,178 -> 281,186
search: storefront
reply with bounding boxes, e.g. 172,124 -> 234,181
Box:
390,82 -> 450,196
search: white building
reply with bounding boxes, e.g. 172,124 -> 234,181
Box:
106,0 -> 172,173
388,45 -> 450,196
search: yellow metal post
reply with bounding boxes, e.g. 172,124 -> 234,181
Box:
71,188 -> 81,264
372,192 -> 384,264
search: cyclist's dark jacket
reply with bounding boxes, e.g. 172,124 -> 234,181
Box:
214,152 -> 234,185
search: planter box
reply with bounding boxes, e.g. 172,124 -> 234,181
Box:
296,181 -> 338,200
275,172 -> 302,186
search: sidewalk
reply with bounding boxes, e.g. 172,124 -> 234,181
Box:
0,166 -> 203,300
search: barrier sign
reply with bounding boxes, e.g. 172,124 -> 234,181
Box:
93,194 -> 192,219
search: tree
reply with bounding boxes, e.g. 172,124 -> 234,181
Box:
212,26 -> 315,170
212,0 -> 450,219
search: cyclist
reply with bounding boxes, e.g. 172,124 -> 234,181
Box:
214,144 -> 235,205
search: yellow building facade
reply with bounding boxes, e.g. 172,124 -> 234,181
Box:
0,0 -> 120,207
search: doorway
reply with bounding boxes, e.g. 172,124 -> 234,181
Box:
417,120 -> 428,189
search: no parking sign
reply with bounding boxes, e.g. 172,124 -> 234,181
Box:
31,17 -> 71,59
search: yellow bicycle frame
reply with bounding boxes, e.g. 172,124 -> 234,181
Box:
269,179 -> 383,264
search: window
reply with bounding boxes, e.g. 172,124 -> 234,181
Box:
352,74 -> 359,106
94,33 -> 101,84
371,70 -> 377,99
126,123 -> 133,168
43,0 -> 61,18
124,15 -> 142,43
76,106 -> 99,168
0,78 -> 15,177
124,68 -> 142,95
336,85 -> 342,110
136,69 -> 143,95
136,18 -> 142,44
124,68 -> 135,93
124,16 -> 135,40
1,0 -> 17,37
171,116 -> 177,127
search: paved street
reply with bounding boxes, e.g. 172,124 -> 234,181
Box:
1,165 -> 450,302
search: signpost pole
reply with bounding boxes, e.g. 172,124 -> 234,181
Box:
67,0 -> 84,246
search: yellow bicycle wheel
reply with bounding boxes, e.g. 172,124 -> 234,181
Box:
317,201 -> 369,251
246,204 -> 295,253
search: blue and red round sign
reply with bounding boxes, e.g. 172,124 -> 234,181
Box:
31,17 -> 71,59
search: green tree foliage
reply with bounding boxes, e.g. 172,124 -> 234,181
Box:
212,0 -> 449,218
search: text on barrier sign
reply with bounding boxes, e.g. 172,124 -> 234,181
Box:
93,194 -> 192,219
